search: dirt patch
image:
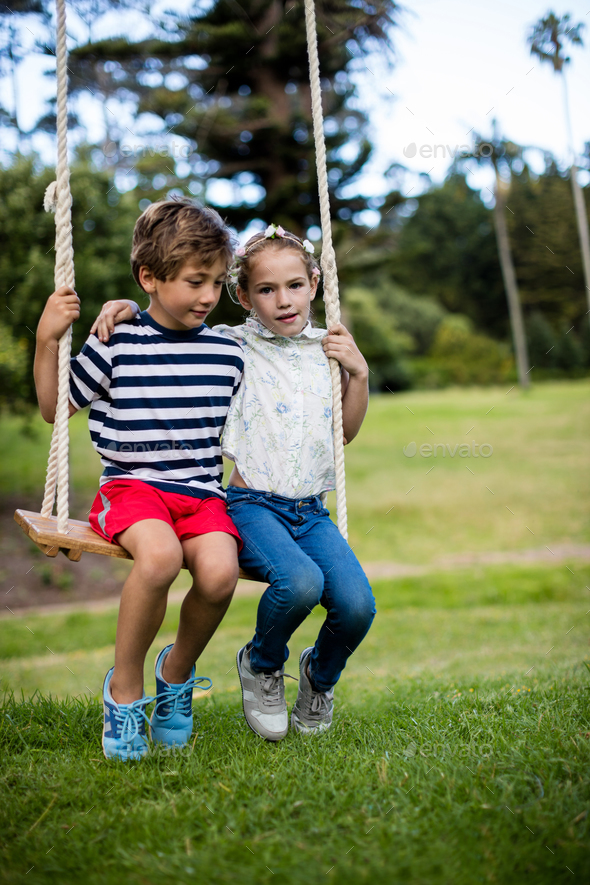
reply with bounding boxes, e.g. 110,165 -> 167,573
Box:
1,496 -> 132,611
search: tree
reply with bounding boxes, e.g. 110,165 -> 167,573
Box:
500,156 -> 589,328
387,172 -> 507,337
456,129 -> 530,388
0,0 -> 48,149
67,0 -> 401,233
527,11 -> 590,328
0,152 -> 141,407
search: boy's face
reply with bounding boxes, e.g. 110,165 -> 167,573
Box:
140,256 -> 227,331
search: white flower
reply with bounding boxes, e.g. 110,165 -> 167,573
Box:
264,224 -> 277,238
302,239 -> 315,254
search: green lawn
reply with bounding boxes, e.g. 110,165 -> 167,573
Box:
342,380 -> 590,562
1,562 -> 589,883
1,382 -> 589,883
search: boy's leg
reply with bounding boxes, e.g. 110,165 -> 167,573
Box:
162,531 -> 239,683
110,519 -> 184,704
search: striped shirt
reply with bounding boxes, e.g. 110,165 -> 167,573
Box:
69,310 -> 244,500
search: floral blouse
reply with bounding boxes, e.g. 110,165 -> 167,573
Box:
217,317 -> 336,498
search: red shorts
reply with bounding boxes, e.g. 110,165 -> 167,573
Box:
89,481 -> 242,550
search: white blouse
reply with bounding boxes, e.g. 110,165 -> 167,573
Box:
217,317 -> 336,498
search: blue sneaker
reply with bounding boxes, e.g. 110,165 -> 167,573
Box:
102,668 -> 155,761
150,644 -> 212,748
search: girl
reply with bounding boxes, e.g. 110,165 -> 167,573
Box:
93,225 -> 375,741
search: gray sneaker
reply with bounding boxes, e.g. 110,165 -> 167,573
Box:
236,644 -> 288,741
291,647 -> 334,735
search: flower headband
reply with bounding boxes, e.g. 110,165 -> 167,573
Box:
235,223 -> 316,259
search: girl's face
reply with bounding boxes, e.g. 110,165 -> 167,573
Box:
237,249 -> 318,338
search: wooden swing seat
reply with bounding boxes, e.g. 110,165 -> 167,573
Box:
14,509 -> 257,580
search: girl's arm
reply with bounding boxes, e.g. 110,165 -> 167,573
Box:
322,323 -> 369,444
90,299 -> 141,343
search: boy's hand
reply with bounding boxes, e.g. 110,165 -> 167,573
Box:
322,323 -> 368,379
90,300 -> 138,342
37,285 -> 80,343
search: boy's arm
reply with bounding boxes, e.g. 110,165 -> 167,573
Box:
35,285 -> 80,423
321,323 -> 369,444
90,299 -> 140,343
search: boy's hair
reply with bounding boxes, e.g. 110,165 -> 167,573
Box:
131,198 -> 234,288
230,230 -> 320,299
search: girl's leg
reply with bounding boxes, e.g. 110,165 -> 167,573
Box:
229,496 -> 325,673
297,512 -> 376,692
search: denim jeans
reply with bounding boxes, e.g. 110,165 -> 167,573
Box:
226,486 -> 376,692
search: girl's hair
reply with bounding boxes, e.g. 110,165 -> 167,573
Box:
229,229 -> 320,299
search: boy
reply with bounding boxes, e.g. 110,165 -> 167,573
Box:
34,199 -> 244,761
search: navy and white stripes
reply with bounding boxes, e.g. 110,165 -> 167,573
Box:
69,311 -> 244,500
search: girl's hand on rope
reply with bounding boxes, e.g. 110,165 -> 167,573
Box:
37,285 -> 80,344
90,300 -> 139,342
322,323 -> 369,379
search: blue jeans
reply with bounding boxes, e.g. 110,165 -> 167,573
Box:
226,486 -> 376,692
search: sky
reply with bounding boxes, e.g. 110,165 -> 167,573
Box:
2,0 -> 589,207
355,0 -> 590,199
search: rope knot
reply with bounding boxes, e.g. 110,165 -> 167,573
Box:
44,181 -> 59,213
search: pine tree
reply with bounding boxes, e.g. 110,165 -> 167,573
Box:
68,0 -> 400,233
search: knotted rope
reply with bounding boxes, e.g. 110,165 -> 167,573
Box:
41,0 -> 75,534
304,0 -> 348,539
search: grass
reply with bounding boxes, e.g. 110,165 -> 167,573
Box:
2,380 -> 590,561
1,671 -> 589,884
1,561 -> 590,882
343,379 -> 590,562
1,381 -> 589,882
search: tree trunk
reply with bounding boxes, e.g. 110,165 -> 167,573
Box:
562,74 -> 590,326
493,171 -> 530,388
569,168 -> 590,327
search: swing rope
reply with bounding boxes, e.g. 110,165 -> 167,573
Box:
304,0 -> 348,539
38,0 -> 348,543
41,0 -> 75,534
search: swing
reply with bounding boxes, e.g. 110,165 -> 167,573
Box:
14,0 -> 348,572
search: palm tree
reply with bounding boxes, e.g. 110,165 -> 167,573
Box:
457,129 -> 530,388
528,12 -> 590,327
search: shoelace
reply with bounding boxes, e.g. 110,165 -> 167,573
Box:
112,696 -> 156,743
260,671 -> 296,707
155,676 -> 212,720
308,691 -> 332,720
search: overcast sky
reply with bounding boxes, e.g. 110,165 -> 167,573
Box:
2,0 -> 589,204
356,0 -> 590,198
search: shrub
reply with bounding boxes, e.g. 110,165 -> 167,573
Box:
343,286 -> 413,390
0,322 -> 29,410
410,315 -> 514,387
